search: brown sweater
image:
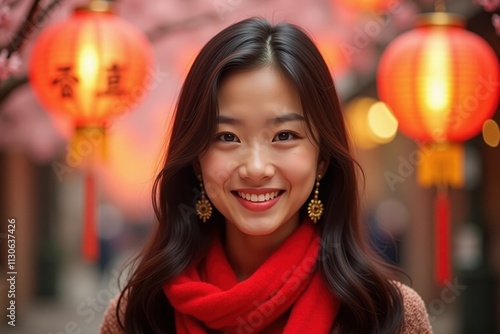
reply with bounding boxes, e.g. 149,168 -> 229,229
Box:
100,282 -> 432,333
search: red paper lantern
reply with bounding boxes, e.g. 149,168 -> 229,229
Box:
29,0 -> 153,261
378,13 -> 499,143
377,12 -> 499,285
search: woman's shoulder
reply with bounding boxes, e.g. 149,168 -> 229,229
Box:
100,283 -> 432,334
330,281 -> 433,334
394,281 -> 433,334
100,293 -> 125,334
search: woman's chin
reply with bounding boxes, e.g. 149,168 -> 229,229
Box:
227,216 -> 298,238
236,223 -> 280,237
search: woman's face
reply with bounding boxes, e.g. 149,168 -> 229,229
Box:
199,66 -> 324,237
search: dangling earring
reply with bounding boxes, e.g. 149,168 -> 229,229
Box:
308,174 -> 324,223
196,175 -> 212,223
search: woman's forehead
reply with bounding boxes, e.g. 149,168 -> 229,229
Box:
216,67 -> 302,119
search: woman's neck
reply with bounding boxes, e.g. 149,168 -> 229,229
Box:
224,219 -> 300,281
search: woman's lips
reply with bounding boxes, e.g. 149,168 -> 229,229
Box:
232,190 -> 283,212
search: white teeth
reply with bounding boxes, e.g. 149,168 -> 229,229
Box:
237,191 -> 280,202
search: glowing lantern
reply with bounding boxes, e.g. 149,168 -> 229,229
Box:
29,0 -> 153,261
377,12 -> 500,284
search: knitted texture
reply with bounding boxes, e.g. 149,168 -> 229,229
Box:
101,280 -> 432,333
162,220 -> 339,333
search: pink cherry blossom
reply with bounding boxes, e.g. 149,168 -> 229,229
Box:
7,51 -> 21,74
0,49 -> 9,80
0,49 -> 21,80
0,4 -> 10,29
475,0 -> 500,11
492,14 -> 500,35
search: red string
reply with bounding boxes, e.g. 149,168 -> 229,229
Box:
435,192 -> 451,285
83,171 -> 99,262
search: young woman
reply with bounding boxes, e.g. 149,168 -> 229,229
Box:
100,18 -> 432,333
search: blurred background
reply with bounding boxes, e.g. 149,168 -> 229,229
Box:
0,0 -> 499,333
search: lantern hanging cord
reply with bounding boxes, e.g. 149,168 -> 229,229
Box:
435,0 -> 446,12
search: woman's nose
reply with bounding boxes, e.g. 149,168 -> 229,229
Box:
238,145 -> 275,182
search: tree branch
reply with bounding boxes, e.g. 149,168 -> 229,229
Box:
0,0 -> 65,106
1,0 -> 66,53
4,0 -> 42,55
36,0 -> 66,25
0,0 -> 258,106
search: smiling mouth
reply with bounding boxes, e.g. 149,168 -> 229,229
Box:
233,191 -> 284,202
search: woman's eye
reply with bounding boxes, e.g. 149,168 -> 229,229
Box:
273,131 -> 296,142
216,133 -> 239,142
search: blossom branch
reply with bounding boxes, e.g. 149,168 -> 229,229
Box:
0,0 -> 64,103
474,0 -> 500,35
5,0 -> 42,55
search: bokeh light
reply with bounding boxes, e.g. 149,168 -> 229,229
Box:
367,101 -> 398,143
482,119 -> 500,148
346,97 -> 398,149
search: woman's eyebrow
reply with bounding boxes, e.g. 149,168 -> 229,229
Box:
217,115 -> 243,125
216,113 -> 305,125
271,113 -> 305,125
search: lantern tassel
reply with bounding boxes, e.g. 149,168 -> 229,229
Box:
435,189 -> 451,285
83,170 -> 99,262
418,142 -> 464,188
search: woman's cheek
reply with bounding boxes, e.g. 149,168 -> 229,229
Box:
277,147 -> 318,173
201,151 -> 234,198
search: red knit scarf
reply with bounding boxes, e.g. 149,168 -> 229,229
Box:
163,220 -> 340,333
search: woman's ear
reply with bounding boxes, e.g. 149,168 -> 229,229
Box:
317,159 -> 328,178
193,160 -> 201,176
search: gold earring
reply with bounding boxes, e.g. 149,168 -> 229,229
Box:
308,174 -> 323,223
196,175 -> 212,222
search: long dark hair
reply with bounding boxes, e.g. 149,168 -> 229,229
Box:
118,17 -> 405,333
